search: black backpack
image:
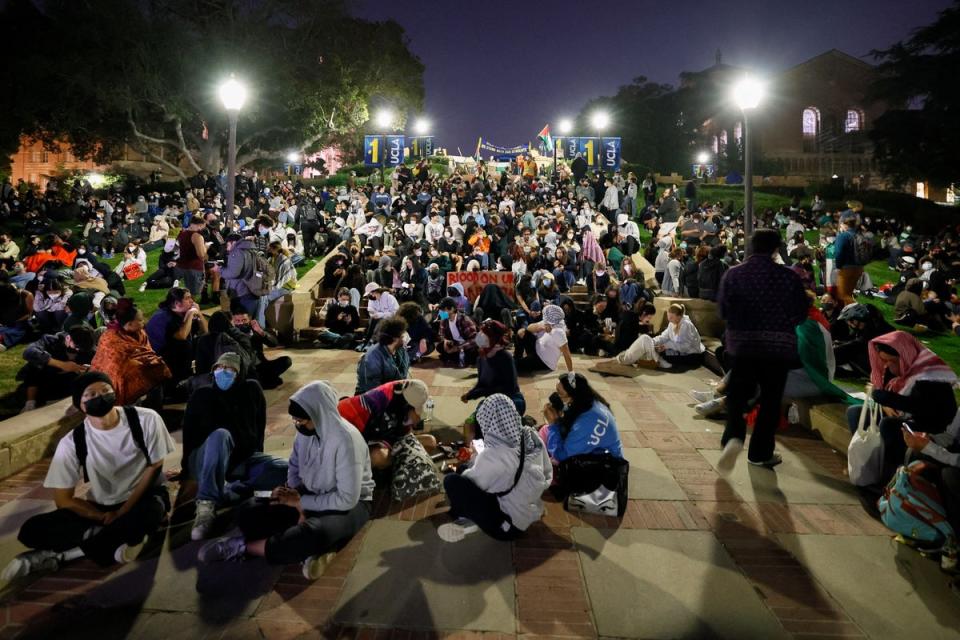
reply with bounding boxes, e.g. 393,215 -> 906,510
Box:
299,201 -> 319,225
73,406 -> 150,482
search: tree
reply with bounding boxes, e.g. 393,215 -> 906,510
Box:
0,0 -> 424,180
868,0 -> 960,188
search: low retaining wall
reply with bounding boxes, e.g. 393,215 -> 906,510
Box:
0,399 -> 81,479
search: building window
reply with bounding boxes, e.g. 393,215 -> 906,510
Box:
802,108 -> 820,137
734,121 -> 743,143
916,182 -> 926,199
712,136 -> 719,153
30,151 -> 41,163
719,130 -> 728,155
41,150 -> 49,163
844,109 -> 862,133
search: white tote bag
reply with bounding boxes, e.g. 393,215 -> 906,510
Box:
847,398 -> 884,486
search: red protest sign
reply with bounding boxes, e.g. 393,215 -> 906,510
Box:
446,270 -> 515,302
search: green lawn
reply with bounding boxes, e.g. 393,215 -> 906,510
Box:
0,245 -> 317,416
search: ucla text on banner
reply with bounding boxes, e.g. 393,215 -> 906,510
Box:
600,137 -> 622,171
446,271 -> 515,302
477,139 -> 529,156
385,135 -> 405,167
410,136 -> 434,159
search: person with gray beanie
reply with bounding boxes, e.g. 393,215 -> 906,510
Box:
183,351 -> 287,540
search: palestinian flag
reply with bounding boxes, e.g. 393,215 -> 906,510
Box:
537,124 -> 554,153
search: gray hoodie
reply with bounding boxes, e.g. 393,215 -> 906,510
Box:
288,381 -> 374,512
222,238 -> 258,298
462,394 -> 552,530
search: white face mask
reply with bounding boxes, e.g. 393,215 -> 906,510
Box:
475,332 -> 490,349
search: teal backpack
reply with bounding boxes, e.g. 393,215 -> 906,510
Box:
878,460 -> 955,549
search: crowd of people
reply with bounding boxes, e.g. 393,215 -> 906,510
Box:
1,158 -> 958,591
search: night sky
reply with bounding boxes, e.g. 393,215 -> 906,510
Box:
354,0 -> 953,155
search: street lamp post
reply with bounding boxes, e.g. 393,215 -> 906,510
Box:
556,119 -> 573,180
219,76 -> 248,225
732,76 -> 764,252
590,111 -> 609,173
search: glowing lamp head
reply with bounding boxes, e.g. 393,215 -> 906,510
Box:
286,152 -> 300,163
732,76 -> 764,110
413,118 -> 430,135
219,76 -> 248,111
375,109 -> 395,130
697,152 -> 710,164
590,111 -> 610,131
558,119 -> 573,135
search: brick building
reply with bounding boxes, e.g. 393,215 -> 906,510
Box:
692,49 -> 886,186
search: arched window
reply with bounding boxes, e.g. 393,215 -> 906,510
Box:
719,130 -> 728,155
734,121 -> 743,143
844,109 -> 863,133
802,108 -> 820,137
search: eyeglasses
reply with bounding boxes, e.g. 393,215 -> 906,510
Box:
292,418 -> 310,428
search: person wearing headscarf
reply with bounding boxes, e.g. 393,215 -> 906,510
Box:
832,302 -> 894,378
514,303 -> 574,375
579,227 -> 605,281
198,381 -> 373,580
439,394 -> 551,542
89,298 -> 171,406
462,320 -> 524,415
846,331 -> 958,485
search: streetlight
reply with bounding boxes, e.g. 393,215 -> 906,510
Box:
732,75 -> 765,250
219,75 -> 248,224
375,108 -> 395,131
590,111 -> 610,171
286,151 -> 300,163
412,117 -> 430,135
696,151 -> 710,165
554,118 -> 574,177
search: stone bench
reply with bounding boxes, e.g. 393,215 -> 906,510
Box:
0,399 -> 81,479
653,296 -> 725,375
807,402 -> 853,453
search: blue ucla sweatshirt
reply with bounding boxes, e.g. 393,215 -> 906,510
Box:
546,401 -> 623,462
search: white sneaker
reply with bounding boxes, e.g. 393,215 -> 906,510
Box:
301,552 -> 336,580
1,549 -> 61,581
20,400 -> 37,414
748,452 -> 783,469
438,518 -> 480,543
717,438 -> 743,474
191,500 -> 217,541
114,535 -> 148,564
689,390 -> 715,403
787,403 -> 800,424
198,535 -> 247,564
656,357 -> 673,369
695,398 -> 724,417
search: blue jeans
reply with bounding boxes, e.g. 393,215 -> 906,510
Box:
187,429 -> 288,503
257,288 -> 291,327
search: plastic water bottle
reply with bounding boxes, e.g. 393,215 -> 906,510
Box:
423,398 -> 434,422
139,282 -> 147,292
458,348 -> 465,368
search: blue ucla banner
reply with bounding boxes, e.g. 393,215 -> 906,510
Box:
364,135 -> 406,166
556,137 -> 579,159
385,135 -> 405,167
410,136 -> 434,159
600,137 -> 622,171
576,137 -> 599,168
363,135 -> 382,166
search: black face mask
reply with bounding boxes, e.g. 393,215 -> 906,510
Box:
84,392 -> 116,418
294,423 -> 315,437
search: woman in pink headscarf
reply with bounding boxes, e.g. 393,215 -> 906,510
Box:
846,330 -> 957,485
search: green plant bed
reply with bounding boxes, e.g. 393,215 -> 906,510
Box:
0,246 -> 318,417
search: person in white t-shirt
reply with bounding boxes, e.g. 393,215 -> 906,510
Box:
514,304 -> 573,375
2,372 -> 174,581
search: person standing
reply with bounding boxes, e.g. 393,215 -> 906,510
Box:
175,215 -> 208,296
834,211 -> 862,306
716,229 -> 808,472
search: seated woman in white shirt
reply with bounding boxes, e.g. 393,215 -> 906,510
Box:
114,240 -> 149,279
514,304 -> 574,375
2,371 -> 175,580
613,302 -> 704,371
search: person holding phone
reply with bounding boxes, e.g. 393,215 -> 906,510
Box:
197,381 -> 373,580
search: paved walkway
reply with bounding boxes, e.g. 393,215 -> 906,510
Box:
0,349 -> 958,639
